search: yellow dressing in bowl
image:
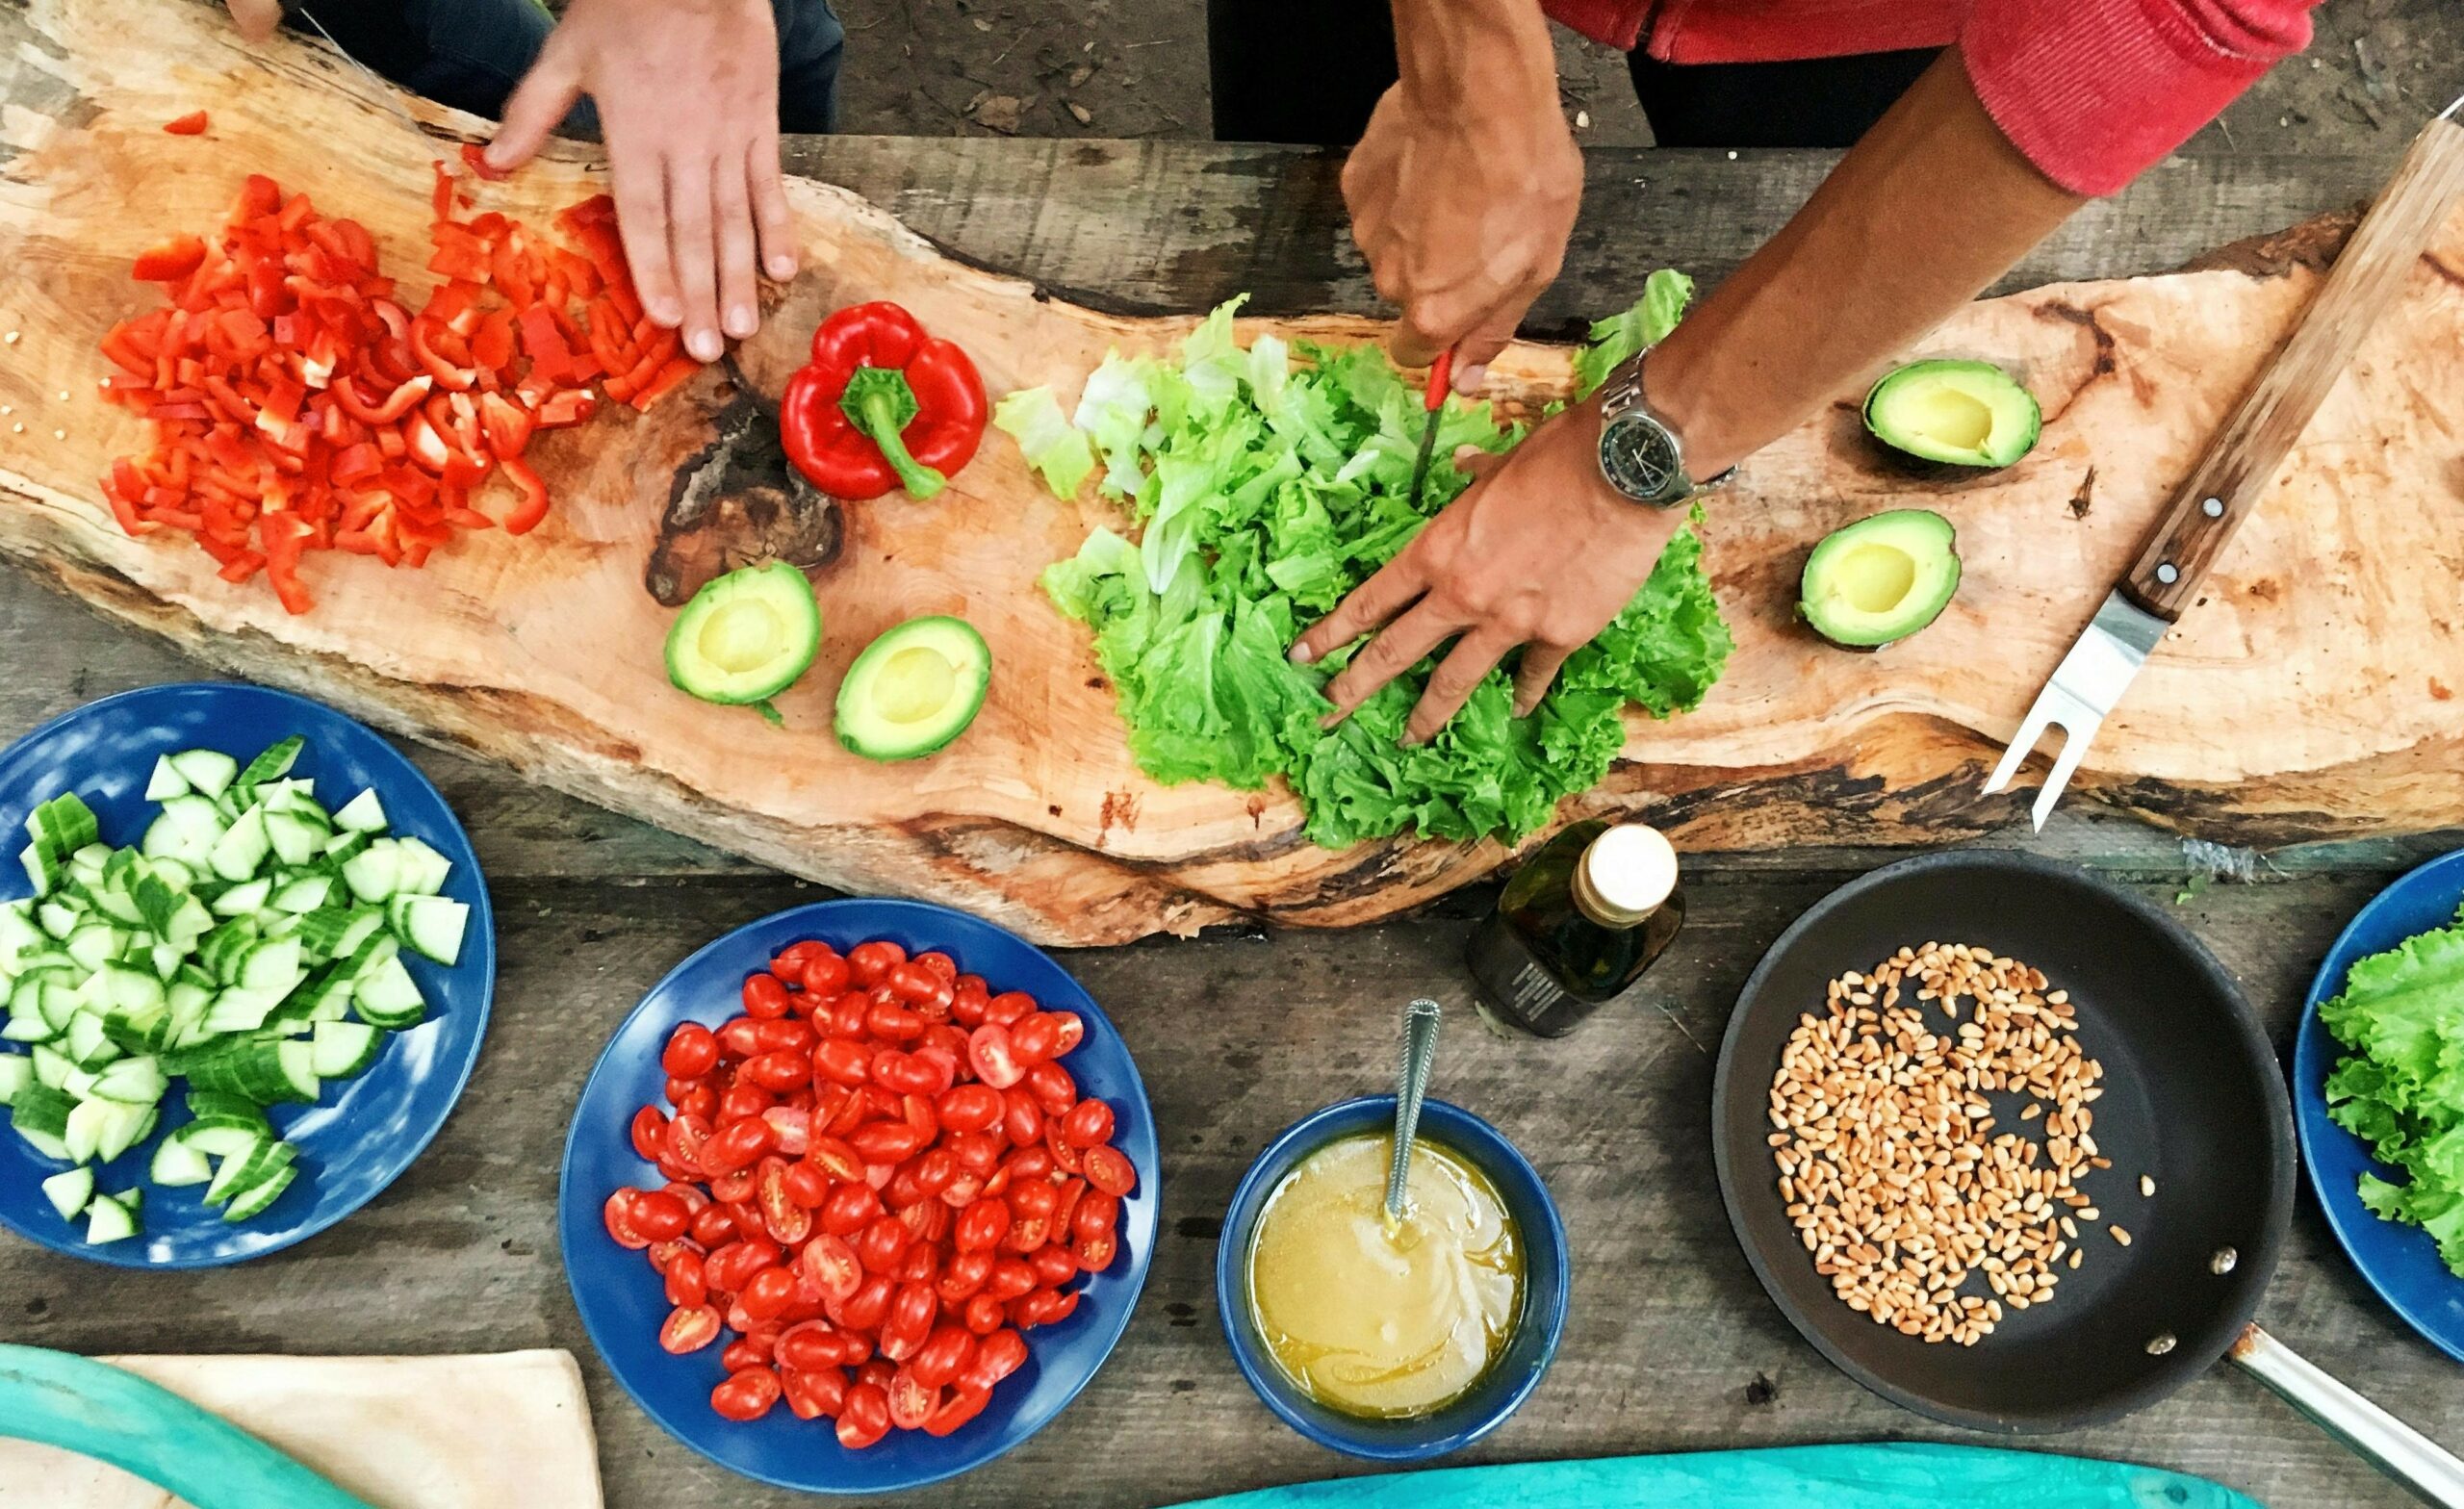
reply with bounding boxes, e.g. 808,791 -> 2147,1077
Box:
1245,1134 -> 1524,1419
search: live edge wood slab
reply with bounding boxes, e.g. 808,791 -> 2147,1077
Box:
1,1 -> 2461,945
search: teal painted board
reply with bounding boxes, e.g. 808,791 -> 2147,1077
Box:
0,1345 -> 373,1509
1168,1445 -> 2260,1509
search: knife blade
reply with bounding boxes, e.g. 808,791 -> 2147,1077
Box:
1982,99 -> 2464,830
291,5 -> 435,144
1405,349 -> 1455,510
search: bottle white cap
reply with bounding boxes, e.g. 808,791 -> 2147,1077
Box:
1576,824 -> 1679,926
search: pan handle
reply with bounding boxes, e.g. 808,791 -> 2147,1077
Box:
2232,1323 -> 2464,1506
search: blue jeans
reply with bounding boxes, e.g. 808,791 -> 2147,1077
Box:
291,0 -> 842,134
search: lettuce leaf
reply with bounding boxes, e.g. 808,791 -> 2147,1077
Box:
993,387 -> 1096,499
1040,280 -> 1731,849
1571,269 -> 1695,397
2322,901 -> 2464,1274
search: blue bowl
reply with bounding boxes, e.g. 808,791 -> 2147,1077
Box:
1216,1096 -> 1569,1460
2294,846 -> 2464,1364
559,898 -> 1159,1494
0,681 -> 495,1268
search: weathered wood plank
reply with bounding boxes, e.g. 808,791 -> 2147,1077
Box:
0,870 -> 2444,1507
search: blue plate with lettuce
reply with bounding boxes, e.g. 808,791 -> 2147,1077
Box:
2295,847 -> 2464,1363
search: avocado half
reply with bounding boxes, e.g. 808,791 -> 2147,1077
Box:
665,561 -> 823,706
1863,360 -> 2040,468
1799,508 -> 1962,650
835,615 -> 992,761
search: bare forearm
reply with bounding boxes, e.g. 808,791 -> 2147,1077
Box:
1391,0 -> 1555,110
1648,49 -> 2088,475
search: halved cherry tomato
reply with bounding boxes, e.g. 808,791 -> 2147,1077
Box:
700,1118 -> 774,1176
835,1382 -> 891,1449
846,940 -> 906,988
967,1025 -> 1024,1089
886,1366 -> 938,1429
1010,1012 -> 1062,1063
603,1190 -> 650,1249
801,952 -> 851,996
659,1304 -> 721,1354
743,973 -> 791,1020
923,1383 -> 990,1437
798,1232 -> 863,1303
710,1368 -> 782,1421
664,1248 -> 709,1308
984,992 -> 1037,1028
740,1266 -> 797,1320
961,1329 -> 1028,1393
631,1189 -> 691,1242
782,1365 -> 845,1420
630,1105 -> 669,1161
1085,1144 -> 1137,1197
1062,1099 -> 1116,1149
663,1023 -> 719,1079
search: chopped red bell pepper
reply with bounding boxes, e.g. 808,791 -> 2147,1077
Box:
163,111 -> 210,136
779,302 -> 987,500
131,236 -> 208,283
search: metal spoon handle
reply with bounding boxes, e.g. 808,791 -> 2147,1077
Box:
1386,999 -> 1443,1222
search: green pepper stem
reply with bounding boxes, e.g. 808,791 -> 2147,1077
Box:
842,367 -> 946,500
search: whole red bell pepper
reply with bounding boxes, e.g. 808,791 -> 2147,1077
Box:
779,301 -> 985,500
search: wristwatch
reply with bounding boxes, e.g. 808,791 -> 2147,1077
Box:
1593,350 -> 1734,508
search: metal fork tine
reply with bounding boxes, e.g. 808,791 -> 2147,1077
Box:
2031,718 -> 2098,832
1981,704 -> 2058,797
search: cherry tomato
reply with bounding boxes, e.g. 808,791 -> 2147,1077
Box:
937,1084 -> 1003,1135
798,1231 -> 862,1302
1062,1099 -> 1116,1149
911,1044 -> 962,1095
721,1336 -> 771,1373
672,1084 -> 718,1121
770,941 -> 819,981
631,1189 -> 691,1242
847,940 -> 905,989
837,1273 -> 894,1331
1010,1012 -> 1062,1063
717,1018 -> 764,1061
835,1382 -> 891,1449
775,1320 -> 839,1372
911,1148 -> 960,1199
967,1025 -> 1025,1089
908,1323 -> 976,1390
986,1258 -> 1038,1302
923,1383 -> 990,1437
813,1038 -> 871,1087
946,1131 -> 1004,1176
782,1365 -> 845,1421
710,1367 -> 782,1421
880,1281 -> 936,1360
780,1160 -> 831,1208
1001,1088 -> 1044,1148
689,1202 -> 738,1247
659,1304 -> 721,1353
706,1236 -> 783,1294
759,1160 -> 814,1245
1028,1242 -> 1079,1289
850,1120 -> 929,1164
801,950 -> 851,997
898,1200 -> 949,1251
662,1022 -> 719,1079
743,972 -> 791,1020
937,1246 -> 994,1302
913,950 -> 958,985
1002,1215 -> 1050,1254
886,962 -> 942,1008
984,991 -> 1036,1028
1085,1144 -> 1137,1197
1023,1061 -> 1076,1118
866,998 -> 926,1041
1047,1011 -> 1085,1055
856,1213 -> 911,1273
955,1198 -> 1012,1253
740,1265 -> 797,1320
603,1190 -> 651,1249
629,1105 -> 669,1161
830,992 -> 872,1041
962,1291 -> 1007,1334
1076,1231 -> 1118,1271
664,1248 -> 709,1308
962,1328 -> 1029,1392
1072,1191 -> 1119,1242
872,1049 -> 938,1096
742,1049 -> 809,1093
952,980 -> 991,1028
717,1085 -> 772,1126
700,1117 -> 774,1177
1006,1146 -> 1055,1185
821,1181 -> 885,1237
886,1366 -> 938,1429
807,1136 -> 866,1183
1044,1124 -> 1085,1176
760,1106 -> 811,1157
1010,1289 -> 1066,1328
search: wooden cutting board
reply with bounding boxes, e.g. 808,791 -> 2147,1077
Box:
0,1351 -> 602,1509
1,0 -> 2459,945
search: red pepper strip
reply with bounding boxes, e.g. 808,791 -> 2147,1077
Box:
163,110 -> 209,136
132,236 -> 207,283
261,512 -> 315,614
629,355 -> 700,412
410,318 -> 477,390
478,393 -> 533,457
332,372 -> 433,426
498,456 -> 550,534
779,301 -> 987,500
458,142 -> 508,182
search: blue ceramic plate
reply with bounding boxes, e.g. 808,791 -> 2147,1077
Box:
0,681 -> 495,1268
559,898 -> 1158,1494
2294,847 -> 2464,1364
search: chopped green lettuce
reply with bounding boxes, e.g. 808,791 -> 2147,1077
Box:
2322,902 -> 2464,1274
1571,269 -> 1695,397
1040,280 -> 1732,849
992,387 -> 1096,499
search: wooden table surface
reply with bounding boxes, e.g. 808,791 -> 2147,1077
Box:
4,135 -> 2461,1509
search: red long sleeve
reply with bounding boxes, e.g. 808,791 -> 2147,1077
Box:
1540,0 -> 2321,194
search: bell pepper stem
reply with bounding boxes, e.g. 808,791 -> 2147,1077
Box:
840,366 -> 947,500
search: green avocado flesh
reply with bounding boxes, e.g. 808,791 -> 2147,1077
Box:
665,561 -> 823,705
836,616 -> 991,761
1799,509 -> 1962,649
1863,360 -> 2040,467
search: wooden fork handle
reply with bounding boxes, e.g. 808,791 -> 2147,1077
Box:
2122,116 -> 2464,622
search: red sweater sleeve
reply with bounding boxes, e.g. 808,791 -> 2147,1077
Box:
1963,0 -> 2319,195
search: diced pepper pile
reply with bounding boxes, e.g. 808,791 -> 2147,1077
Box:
96,156 -> 702,614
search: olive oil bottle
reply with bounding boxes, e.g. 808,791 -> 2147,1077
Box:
1464,820 -> 1684,1037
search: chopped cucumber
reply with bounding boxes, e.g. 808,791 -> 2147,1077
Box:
208,807 -> 271,883
141,796 -> 224,867
351,953 -> 425,1031
0,1054 -> 30,1105
388,896 -> 470,966
309,1020 -> 382,1079
237,736 -> 305,789
331,788 -> 387,833
148,1135 -> 214,1187
339,844 -> 400,905
167,749 -> 240,798
40,1165 -> 94,1219
143,755 -> 192,801
220,1162 -> 296,1221
84,1190 -> 140,1243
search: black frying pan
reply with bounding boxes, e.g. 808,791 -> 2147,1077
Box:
1712,851 -> 2464,1503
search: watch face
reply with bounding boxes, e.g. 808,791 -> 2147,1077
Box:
1599,412 -> 1687,506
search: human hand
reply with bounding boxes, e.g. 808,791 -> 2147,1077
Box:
1289,399 -> 1684,745
222,0 -> 281,43
486,0 -> 797,364
1343,70 -> 1581,396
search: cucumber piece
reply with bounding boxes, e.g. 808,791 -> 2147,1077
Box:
197,917 -> 261,984
0,905 -> 44,971
150,857 -> 196,892
63,1012 -> 121,1070
163,896 -> 214,952
339,843 -> 400,905
184,1087 -> 268,1125
331,788 -> 388,833
89,1056 -> 166,1106
19,841 -> 64,898
30,1044 -> 73,1091
62,1095 -> 116,1164
270,875 -> 334,916
40,1165 -> 93,1219
205,1137 -> 295,1206
236,937 -> 304,993
387,895 -> 470,967
202,986 -> 287,1036
309,1019 -> 383,1079
207,806 -> 270,883
351,953 -> 425,1031
148,1135 -> 213,1187
237,736 -> 305,789
321,830 -> 371,868
391,837 -> 453,898
96,1101 -> 154,1164
219,1160 -> 297,1221
2,980 -> 62,1042
167,749 -> 240,799
142,755 -> 192,801
177,1121 -> 267,1158
67,843 -> 113,885
208,875 -> 275,918
25,794 -> 100,859
0,1053 -> 30,1105
100,963 -> 167,1018
37,901 -> 77,940
64,923 -> 125,974
141,795 -> 225,867
290,908 -> 360,959
333,908 -> 388,961
84,1190 -> 140,1243
265,810 -> 327,870
11,1082 -> 73,1141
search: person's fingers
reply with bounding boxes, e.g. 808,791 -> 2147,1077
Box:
747,129 -> 798,282
607,145 -> 681,328
1451,304 -> 1525,394
711,158 -> 759,342
1389,296 -> 1465,371
664,154 -> 724,361
486,31 -> 584,171
1512,644 -> 1572,717
1451,445 -> 1506,480
1454,361 -> 1489,395
1406,627 -> 1516,745
1321,601 -> 1458,726
1290,549 -> 1427,667
224,0 -> 282,43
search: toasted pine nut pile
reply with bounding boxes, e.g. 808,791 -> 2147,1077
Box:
1766,942 -> 2128,1347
